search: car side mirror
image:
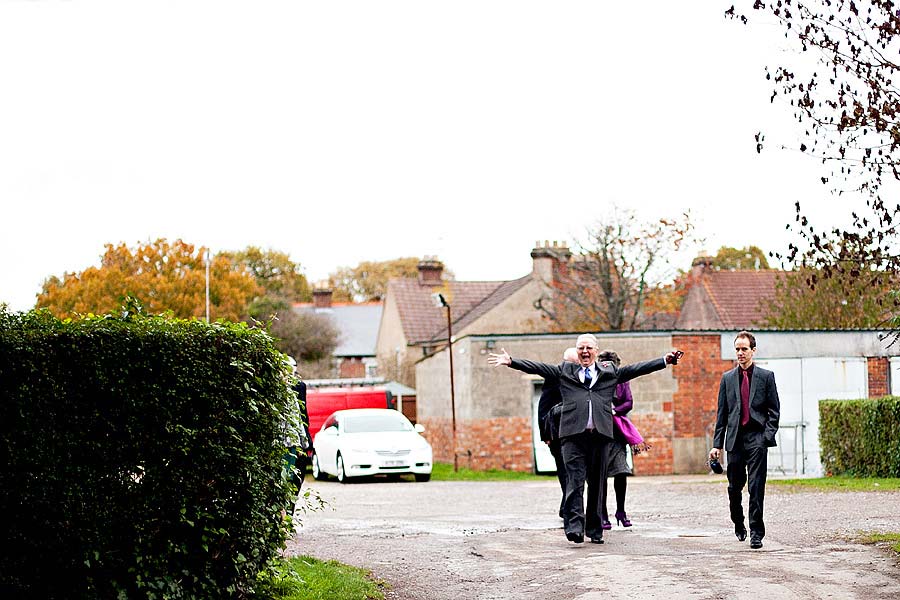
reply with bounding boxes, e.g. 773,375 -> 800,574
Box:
414,423 -> 425,433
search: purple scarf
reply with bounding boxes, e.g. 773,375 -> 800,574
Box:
614,414 -> 644,445
612,381 -> 644,445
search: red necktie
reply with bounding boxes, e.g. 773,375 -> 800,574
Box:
740,369 -> 750,427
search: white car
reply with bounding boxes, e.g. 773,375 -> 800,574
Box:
311,408 -> 433,483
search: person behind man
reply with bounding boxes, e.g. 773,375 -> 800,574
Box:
488,334 -> 680,545
709,331 -> 780,550
537,347 -> 579,519
282,357 -> 312,513
596,350 -> 645,531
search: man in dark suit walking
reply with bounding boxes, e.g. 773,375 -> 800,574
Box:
709,330 -> 780,549
489,334 -> 680,544
537,347 -> 579,519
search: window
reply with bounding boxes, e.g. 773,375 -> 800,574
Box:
343,414 -> 413,433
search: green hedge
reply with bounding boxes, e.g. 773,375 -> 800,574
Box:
0,307 -> 296,599
820,396 -> 900,477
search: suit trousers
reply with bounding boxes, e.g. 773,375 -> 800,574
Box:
560,430 -> 610,539
548,439 -> 567,517
726,427 -> 768,538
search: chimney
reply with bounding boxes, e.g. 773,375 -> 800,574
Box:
417,257 -> 444,286
690,255 -> 714,279
313,288 -> 333,308
531,240 -> 570,282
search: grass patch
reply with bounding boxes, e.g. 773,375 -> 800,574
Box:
858,532 -> 900,555
769,476 -> 900,492
257,555 -> 386,600
430,462 -> 549,481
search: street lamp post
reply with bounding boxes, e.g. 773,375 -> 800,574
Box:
205,248 -> 210,323
432,293 -> 458,472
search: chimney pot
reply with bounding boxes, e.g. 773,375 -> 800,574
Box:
531,241 -> 571,282
312,288 -> 333,308
417,258 -> 444,286
690,255 -> 715,278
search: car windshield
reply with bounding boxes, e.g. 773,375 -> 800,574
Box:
343,413 -> 413,433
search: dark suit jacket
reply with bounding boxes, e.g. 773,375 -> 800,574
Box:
537,379 -> 562,442
510,357 -> 667,440
712,364 -> 781,451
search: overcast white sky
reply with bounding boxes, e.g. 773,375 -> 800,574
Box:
0,1 -> 860,312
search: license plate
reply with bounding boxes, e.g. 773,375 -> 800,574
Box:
383,460 -> 406,467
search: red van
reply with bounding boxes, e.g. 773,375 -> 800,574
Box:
305,386 -> 396,436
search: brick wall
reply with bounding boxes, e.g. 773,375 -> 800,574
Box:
338,358 -> 366,379
399,396 -> 417,423
672,334 -> 731,439
630,411 -> 673,475
420,416 -> 534,471
867,356 -> 890,397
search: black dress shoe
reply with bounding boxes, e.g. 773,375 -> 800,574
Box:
589,536 -> 604,544
750,535 -> 763,549
566,532 -> 584,544
735,526 -> 747,542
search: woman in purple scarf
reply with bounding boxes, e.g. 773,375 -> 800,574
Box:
598,350 -> 652,530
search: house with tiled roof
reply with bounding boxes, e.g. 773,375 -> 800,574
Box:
294,290 -> 383,378
375,243 -> 569,386
675,256 -> 782,330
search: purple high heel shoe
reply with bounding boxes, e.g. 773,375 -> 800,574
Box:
601,518 -> 612,531
615,511 -> 632,527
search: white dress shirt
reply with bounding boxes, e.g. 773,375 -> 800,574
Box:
580,364 -> 597,430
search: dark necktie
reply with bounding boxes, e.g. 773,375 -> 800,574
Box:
584,367 -> 592,388
740,369 -> 750,426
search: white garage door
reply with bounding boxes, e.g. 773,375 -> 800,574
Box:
532,382 -> 557,473
755,357 -> 868,476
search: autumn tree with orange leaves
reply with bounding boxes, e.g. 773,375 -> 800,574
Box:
537,209 -> 699,332
37,239 -> 261,321
221,246 -> 312,303
328,257 -> 453,302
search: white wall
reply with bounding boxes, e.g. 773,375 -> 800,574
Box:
751,357 -> 868,476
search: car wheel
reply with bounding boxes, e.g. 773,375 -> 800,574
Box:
336,453 -> 349,484
312,454 -> 326,481
414,473 -> 431,482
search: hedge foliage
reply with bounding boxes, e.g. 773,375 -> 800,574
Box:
0,307 -> 297,599
819,396 -> 900,477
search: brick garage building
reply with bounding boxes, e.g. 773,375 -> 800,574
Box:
415,330 -> 897,475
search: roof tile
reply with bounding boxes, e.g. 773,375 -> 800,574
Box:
700,270 -> 781,329
388,277 -> 528,344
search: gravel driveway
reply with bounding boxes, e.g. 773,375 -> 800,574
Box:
285,475 -> 900,599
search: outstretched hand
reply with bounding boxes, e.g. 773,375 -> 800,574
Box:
487,348 -> 511,367
665,349 -> 684,365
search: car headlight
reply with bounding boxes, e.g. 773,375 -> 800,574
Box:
346,446 -> 370,455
